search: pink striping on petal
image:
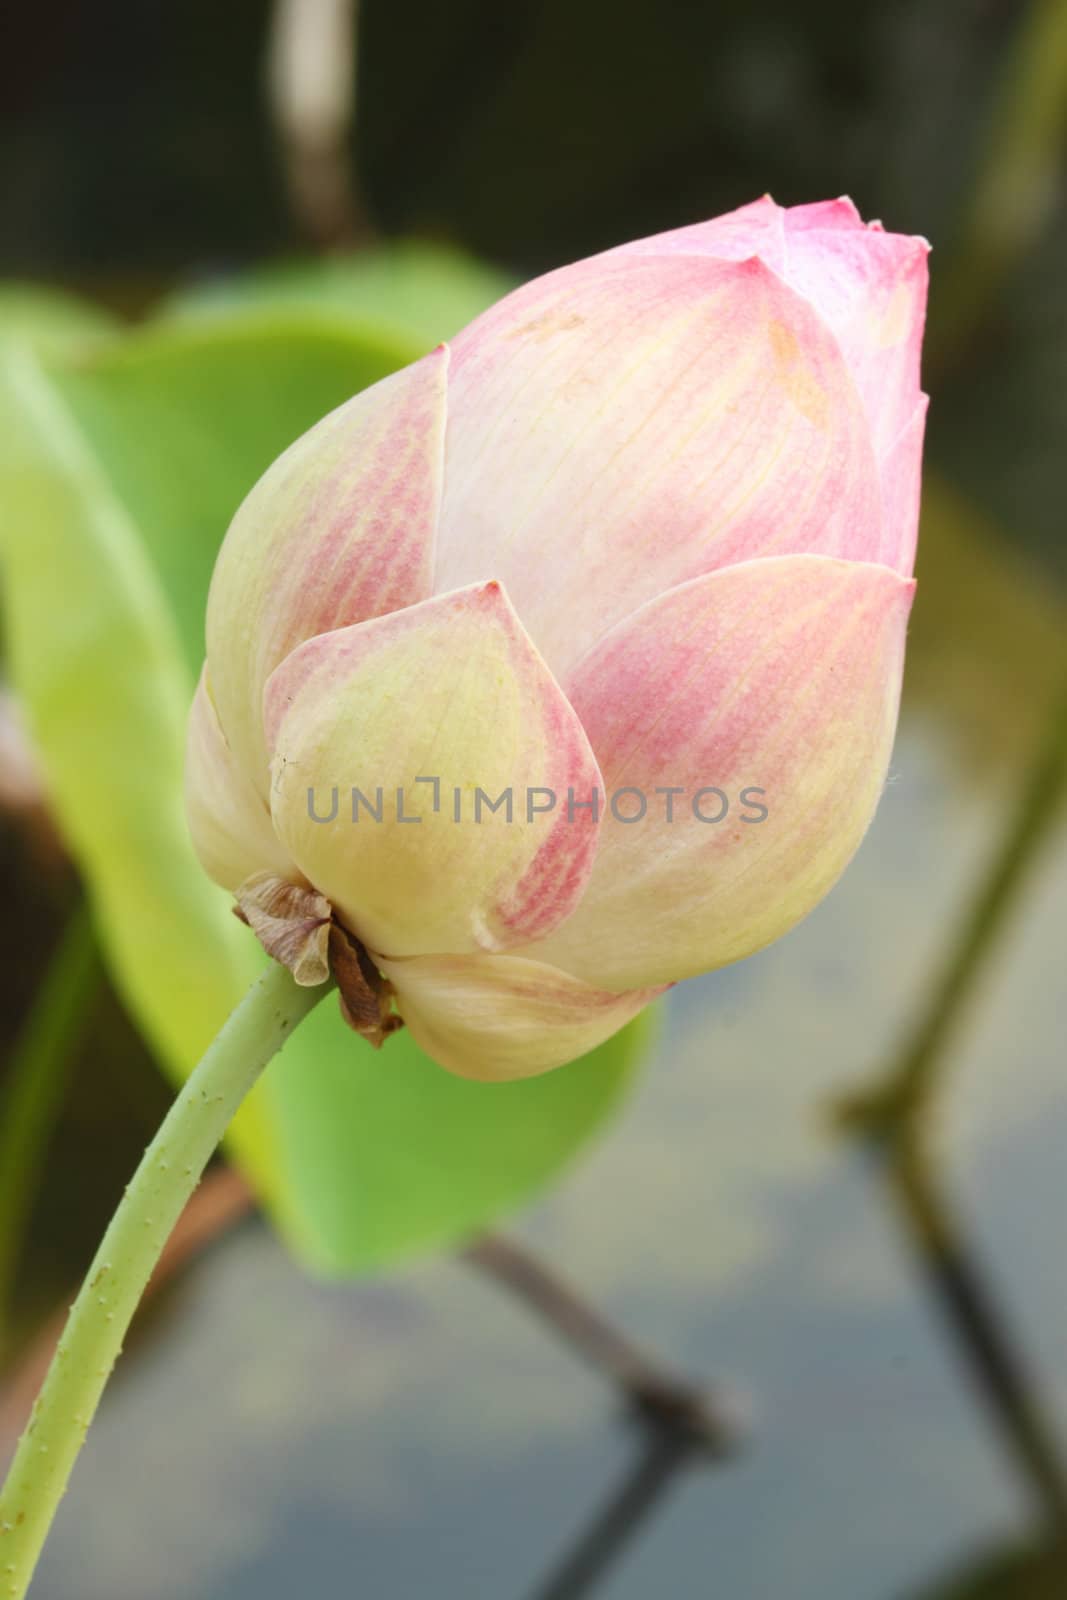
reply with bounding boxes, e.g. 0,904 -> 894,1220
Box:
264,581 -> 603,960
206,347 -> 448,800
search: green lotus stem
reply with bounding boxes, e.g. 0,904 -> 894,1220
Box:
0,907 -> 101,1353
0,962 -> 327,1599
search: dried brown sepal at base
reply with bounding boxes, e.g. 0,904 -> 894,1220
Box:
232,871 -> 402,1046
328,921 -> 404,1048
233,871 -> 332,986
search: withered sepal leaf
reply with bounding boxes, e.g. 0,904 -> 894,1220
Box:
233,871 -> 332,986
328,922 -> 403,1048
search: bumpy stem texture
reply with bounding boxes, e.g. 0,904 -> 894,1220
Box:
0,962 -> 325,1599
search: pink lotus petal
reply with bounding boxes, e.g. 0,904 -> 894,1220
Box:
603,196 -> 929,567
437,252 -> 880,678
611,194 -> 789,273
877,396 -> 928,575
785,197 -> 865,232
379,950 -> 661,1080
780,213 -> 929,469
264,582 -> 603,959
521,554 -> 915,990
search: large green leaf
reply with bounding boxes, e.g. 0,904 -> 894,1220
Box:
162,240 -> 513,348
0,284 -> 117,356
0,301 -> 647,1274
0,346 -> 284,1203
54,309 -> 427,669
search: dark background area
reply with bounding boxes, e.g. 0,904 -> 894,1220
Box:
0,1 -> 1008,272
2,0 -> 1064,585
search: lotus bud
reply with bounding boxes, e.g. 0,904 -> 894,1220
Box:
186,195 -> 928,1080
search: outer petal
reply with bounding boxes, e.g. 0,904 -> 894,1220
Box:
520,554 -> 915,991
611,194 -> 789,272
876,396 -> 928,576
184,669 -> 298,891
378,951 -> 661,1081
783,197 -> 865,232
264,582 -> 603,959
436,252 -> 880,678
607,197 -> 872,272
206,347 -> 447,797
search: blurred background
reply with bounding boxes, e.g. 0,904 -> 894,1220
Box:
1,1 -> 1066,1597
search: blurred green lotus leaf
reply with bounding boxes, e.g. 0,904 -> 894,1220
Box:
0,262 -> 647,1274
0,284 -> 118,357
163,240 -> 513,349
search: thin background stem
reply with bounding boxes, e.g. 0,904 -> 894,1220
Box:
835,672 -> 1067,1533
886,1132 -> 1067,1531
266,0 -> 370,249
525,1430 -> 698,1600
837,674 -> 1067,1136
465,1233 -> 738,1453
929,0 -> 1067,375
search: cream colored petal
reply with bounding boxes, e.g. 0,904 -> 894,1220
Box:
184,669 -> 298,891
264,582 -> 603,959
380,950 -> 661,1081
